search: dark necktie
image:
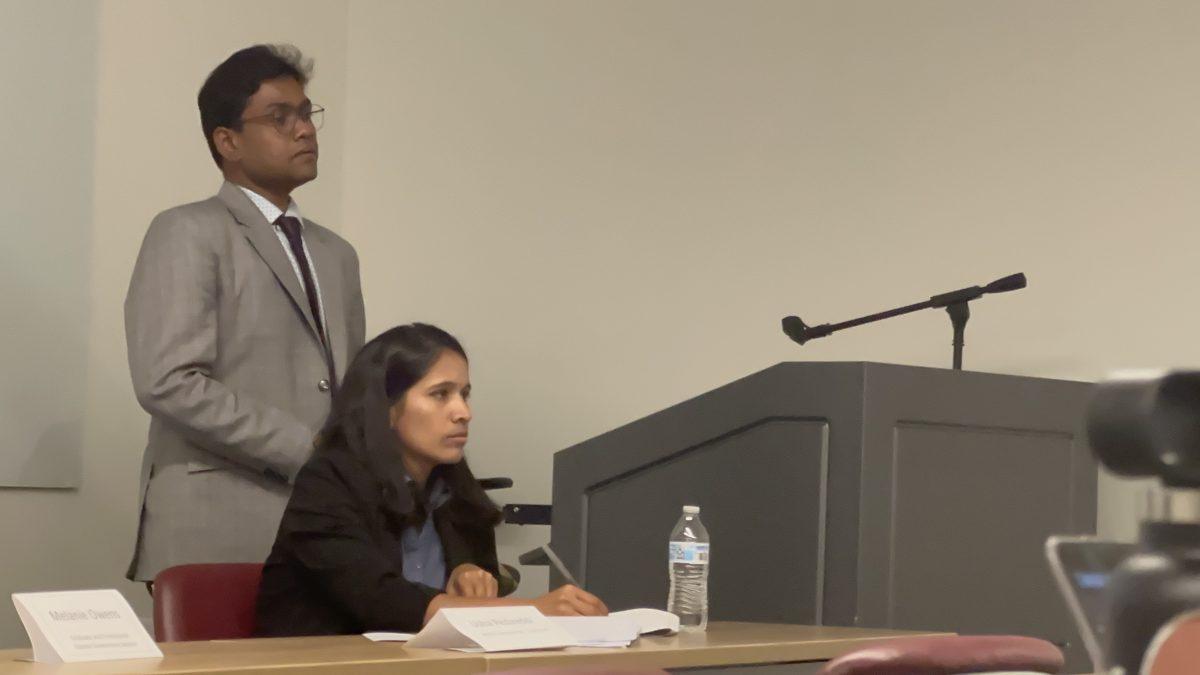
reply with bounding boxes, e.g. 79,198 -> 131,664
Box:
276,216 -> 327,347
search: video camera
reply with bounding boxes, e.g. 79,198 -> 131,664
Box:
1086,370 -> 1200,672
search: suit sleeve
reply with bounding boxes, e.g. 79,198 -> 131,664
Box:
125,212 -> 315,482
279,458 -> 440,631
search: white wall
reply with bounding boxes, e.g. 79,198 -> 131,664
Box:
342,0 -> 1200,588
1,0 -> 1196,648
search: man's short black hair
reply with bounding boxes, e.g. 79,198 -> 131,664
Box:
198,44 -> 313,167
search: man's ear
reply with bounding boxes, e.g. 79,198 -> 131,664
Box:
212,127 -> 240,164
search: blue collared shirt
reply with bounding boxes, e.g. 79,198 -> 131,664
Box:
401,479 -> 451,589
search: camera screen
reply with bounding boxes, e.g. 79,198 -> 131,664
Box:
1058,542 -> 1135,642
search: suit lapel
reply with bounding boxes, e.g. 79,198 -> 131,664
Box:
217,182 -> 322,342
303,226 -> 347,379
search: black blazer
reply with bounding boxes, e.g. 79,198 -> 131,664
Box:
254,446 -> 503,636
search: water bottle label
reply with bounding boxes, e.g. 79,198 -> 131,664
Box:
669,541 -> 710,564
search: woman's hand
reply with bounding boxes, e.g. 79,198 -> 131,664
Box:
446,564 -> 499,598
533,585 -> 608,616
422,584 -> 609,626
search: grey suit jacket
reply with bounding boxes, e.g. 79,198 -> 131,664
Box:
124,181 -> 366,581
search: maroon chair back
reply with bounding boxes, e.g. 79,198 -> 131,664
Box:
152,563 -> 264,642
1144,611 -> 1200,675
817,635 -> 1064,675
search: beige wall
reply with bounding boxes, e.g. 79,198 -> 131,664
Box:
342,0 -> 1196,587
1,0 -> 1195,648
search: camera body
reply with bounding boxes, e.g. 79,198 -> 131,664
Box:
1086,371 -> 1200,672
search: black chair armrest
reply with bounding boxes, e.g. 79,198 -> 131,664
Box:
502,504 -> 551,525
478,477 -> 514,491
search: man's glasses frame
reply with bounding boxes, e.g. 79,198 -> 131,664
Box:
239,104 -> 325,135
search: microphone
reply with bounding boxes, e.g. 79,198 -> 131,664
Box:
985,273 -> 1027,294
929,273 -> 1027,308
780,273 -> 1027,370
780,316 -> 833,346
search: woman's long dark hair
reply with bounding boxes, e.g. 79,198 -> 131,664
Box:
316,323 -> 501,529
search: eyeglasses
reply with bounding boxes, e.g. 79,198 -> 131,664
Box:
239,103 -> 325,135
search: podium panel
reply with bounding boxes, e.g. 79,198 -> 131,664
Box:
587,419 -> 827,623
551,362 -> 1096,672
885,423 -> 1077,639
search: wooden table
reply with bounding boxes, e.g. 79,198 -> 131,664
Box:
482,622 -> 949,672
0,623 -> 948,674
0,635 -> 484,674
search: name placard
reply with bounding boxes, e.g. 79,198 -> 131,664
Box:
406,606 -> 573,652
12,589 -> 162,663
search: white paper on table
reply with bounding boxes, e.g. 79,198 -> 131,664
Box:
405,607 -> 573,652
610,608 -> 680,635
571,641 -> 636,648
362,632 -> 416,642
550,616 -> 639,647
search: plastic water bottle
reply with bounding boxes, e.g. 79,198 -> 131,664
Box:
667,505 -> 710,631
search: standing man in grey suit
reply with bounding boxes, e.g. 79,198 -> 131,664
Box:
124,44 -> 365,583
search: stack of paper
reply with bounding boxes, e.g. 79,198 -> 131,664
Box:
550,616 -> 639,647
361,607 -> 680,651
407,606 -> 574,652
610,608 -> 681,636
548,608 -> 680,648
363,631 -> 415,642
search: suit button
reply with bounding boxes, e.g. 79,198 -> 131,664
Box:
317,379 -> 331,392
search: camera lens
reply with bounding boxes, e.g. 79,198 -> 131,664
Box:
1086,371 -> 1200,488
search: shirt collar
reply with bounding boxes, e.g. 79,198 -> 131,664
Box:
238,185 -> 303,226
406,476 -> 452,511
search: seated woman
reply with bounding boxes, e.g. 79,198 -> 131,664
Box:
255,323 -> 607,636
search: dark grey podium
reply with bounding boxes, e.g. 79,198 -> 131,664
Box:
549,362 -> 1096,672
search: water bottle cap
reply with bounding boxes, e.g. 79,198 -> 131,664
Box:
683,505 -> 700,514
